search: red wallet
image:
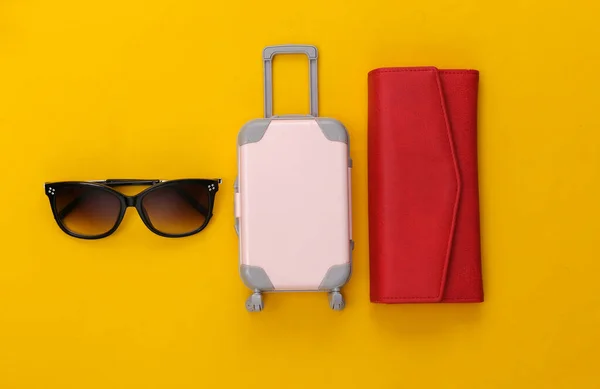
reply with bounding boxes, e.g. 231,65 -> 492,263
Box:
367,67 -> 483,303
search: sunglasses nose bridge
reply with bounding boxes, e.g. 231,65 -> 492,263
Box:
124,196 -> 136,208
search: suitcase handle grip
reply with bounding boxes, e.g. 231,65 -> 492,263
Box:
262,44 -> 319,118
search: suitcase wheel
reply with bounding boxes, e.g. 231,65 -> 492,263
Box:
245,291 -> 264,312
328,289 -> 345,311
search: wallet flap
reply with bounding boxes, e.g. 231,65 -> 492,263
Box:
368,67 -> 461,302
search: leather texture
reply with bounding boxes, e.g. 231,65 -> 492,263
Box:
367,67 -> 483,303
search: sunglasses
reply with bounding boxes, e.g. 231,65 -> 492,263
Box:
44,178 -> 221,239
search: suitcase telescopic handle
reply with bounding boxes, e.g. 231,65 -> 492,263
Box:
262,44 -> 319,118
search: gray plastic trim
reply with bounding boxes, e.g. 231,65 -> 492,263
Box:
238,119 -> 272,146
315,118 -> 349,144
318,263 -> 351,290
316,118 -> 352,167
234,177 -> 240,235
263,44 -> 319,118
270,114 -> 313,119
263,45 -> 318,60
240,265 -> 275,291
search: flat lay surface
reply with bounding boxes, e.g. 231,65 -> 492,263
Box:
1,0 -> 599,388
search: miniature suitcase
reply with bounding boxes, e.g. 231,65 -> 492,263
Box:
234,44 -> 353,312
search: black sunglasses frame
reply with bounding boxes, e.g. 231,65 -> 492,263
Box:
44,178 -> 221,240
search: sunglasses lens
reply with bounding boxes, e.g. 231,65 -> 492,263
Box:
54,185 -> 122,237
141,182 -> 210,236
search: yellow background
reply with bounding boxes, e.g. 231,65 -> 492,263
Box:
1,0 -> 599,387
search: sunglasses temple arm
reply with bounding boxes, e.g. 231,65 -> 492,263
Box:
104,179 -> 161,186
56,196 -> 83,219
173,188 -> 210,217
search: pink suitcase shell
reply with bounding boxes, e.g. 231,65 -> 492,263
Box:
234,45 -> 353,312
